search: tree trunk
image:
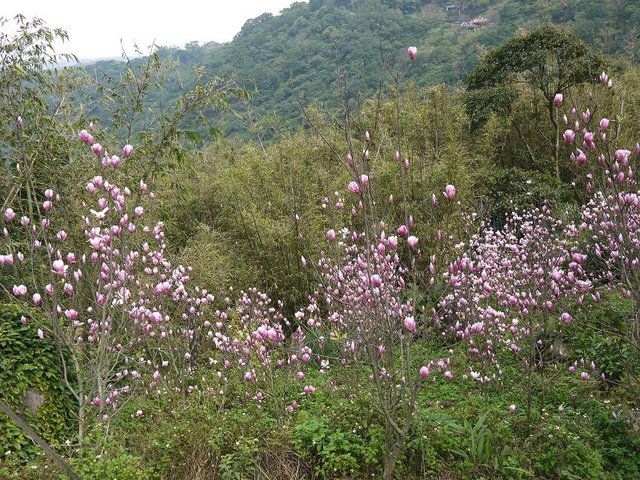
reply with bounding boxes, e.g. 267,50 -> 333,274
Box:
382,422 -> 406,480
0,398 -> 81,480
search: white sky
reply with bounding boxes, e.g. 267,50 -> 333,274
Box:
1,1 -> 306,59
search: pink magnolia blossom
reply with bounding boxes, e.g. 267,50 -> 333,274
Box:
91,143 -> 103,156
599,118 -> 610,131
444,184 -> 456,200
122,144 -> 133,157
404,315 -> 416,333
12,284 -> 27,296
563,129 -> 576,143
553,93 -> 563,106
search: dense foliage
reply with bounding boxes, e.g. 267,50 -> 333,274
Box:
82,0 -> 640,138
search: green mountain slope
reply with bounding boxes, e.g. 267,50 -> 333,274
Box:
84,0 -> 640,138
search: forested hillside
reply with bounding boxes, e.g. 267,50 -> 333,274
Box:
83,0 -> 640,138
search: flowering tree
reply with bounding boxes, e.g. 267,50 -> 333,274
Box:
560,73 -> 640,387
210,287 -> 312,416
300,78 -> 458,476
440,206 -> 592,421
2,133 -> 214,445
307,225 -> 451,479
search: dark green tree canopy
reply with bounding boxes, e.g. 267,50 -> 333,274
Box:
465,24 -> 608,127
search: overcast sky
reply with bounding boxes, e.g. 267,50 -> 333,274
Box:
1,1 -> 306,59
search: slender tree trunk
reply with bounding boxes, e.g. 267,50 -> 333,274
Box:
0,399 -> 81,480
383,429 -> 405,480
553,103 -> 561,181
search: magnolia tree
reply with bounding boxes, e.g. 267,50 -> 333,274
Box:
210,287 -> 313,417
439,207 -> 594,421
2,131 -> 216,444
561,72 -> 640,357
306,225 -> 451,479
300,80 -> 458,476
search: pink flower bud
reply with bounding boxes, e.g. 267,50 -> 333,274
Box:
4,208 -> 16,221
509,404 -> 516,413
599,71 -> 608,84
599,118 -> 609,131
419,366 -> 429,379
407,235 -> 419,249
563,129 -> 576,143
614,149 -> 631,164
347,181 -> 360,194
326,229 -> 336,241
404,315 -> 416,333
91,143 -> 103,156
346,153 -> 354,167
407,46 -> 417,61
122,144 -> 133,157
553,93 -> 563,106
444,184 -> 456,200
560,312 -> 572,324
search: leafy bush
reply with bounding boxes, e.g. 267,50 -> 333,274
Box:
526,412 -> 607,479
570,293 -> 637,384
292,409 -> 383,478
0,303 -> 75,460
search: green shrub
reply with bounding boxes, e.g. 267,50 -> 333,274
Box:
292,410 -> 383,478
0,303 -> 75,460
